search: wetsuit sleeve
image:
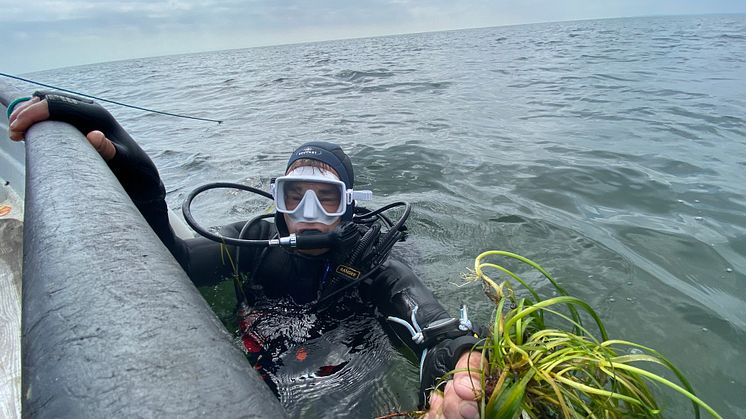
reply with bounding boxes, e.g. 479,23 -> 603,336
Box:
360,259 -> 480,407
33,91 -> 192,266
32,92 -> 273,288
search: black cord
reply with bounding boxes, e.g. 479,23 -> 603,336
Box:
182,182 -> 412,307
236,213 -> 275,267
182,182 -> 276,247
0,72 -> 223,124
314,202 -> 412,308
313,264 -> 383,309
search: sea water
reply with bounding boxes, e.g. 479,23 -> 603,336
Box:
21,14 -> 746,417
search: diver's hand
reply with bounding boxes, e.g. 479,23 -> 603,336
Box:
8,96 -> 45,141
426,351 -> 483,419
9,97 -> 116,161
84,130 -> 116,161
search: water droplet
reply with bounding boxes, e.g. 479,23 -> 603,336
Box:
626,281 -> 633,286
629,348 -> 643,355
625,297 -> 633,302
725,268 -> 733,273
694,216 -> 703,221
701,327 -> 708,332
588,275 -> 594,278
694,199 -> 700,203
677,199 -> 684,203
608,297 -> 616,302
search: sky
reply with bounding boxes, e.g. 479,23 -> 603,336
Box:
1,0 -> 745,74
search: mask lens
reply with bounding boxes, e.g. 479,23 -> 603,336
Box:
311,183 -> 342,213
280,180 -> 344,215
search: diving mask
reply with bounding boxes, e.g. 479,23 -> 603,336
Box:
272,166 -> 372,225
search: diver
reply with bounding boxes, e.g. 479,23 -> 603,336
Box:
8,92 -> 484,419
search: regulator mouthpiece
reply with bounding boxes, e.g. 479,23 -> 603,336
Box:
269,230 -> 340,249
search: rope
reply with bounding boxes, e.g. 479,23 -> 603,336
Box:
0,72 -> 222,124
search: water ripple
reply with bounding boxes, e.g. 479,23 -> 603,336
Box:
24,14 -> 746,418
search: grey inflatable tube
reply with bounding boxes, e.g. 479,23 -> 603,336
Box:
2,82 -> 286,418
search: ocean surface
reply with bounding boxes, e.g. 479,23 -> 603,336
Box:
22,14 -> 746,417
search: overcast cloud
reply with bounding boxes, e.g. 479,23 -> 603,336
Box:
1,0 -> 744,74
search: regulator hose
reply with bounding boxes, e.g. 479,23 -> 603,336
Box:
183,182 -> 412,307
182,182 -> 276,247
183,182 -> 350,249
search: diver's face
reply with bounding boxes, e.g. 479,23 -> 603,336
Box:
282,180 -> 343,217
278,164 -> 344,255
284,213 -> 340,256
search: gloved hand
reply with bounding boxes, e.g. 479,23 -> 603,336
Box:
8,92 -> 176,251
10,95 -> 114,159
8,91 -> 165,204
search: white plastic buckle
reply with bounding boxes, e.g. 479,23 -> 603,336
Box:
346,189 -> 373,204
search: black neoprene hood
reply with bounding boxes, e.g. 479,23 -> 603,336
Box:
285,141 -> 354,189
276,141 -> 356,232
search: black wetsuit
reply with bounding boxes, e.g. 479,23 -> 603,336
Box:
36,90 -> 479,406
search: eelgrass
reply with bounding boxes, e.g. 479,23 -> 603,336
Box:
458,250 -> 721,419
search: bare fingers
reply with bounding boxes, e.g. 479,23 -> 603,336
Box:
86,130 -> 116,161
7,98 -> 115,161
452,351 -> 484,402
8,97 -> 48,141
423,379 -> 474,419
438,351 -> 483,419
425,389 -> 445,419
